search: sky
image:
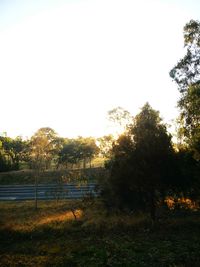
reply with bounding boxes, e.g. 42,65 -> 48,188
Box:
0,0 -> 200,139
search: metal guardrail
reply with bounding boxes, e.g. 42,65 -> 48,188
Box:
0,183 -> 99,201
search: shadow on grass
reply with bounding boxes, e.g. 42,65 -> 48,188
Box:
1,201 -> 200,267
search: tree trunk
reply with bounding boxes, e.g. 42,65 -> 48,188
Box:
150,189 -> 156,221
71,209 -> 77,220
90,158 -> 92,168
83,159 -> 86,169
35,173 -> 38,210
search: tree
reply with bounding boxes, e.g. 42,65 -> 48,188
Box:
29,127 -> 59,209
170,20 -> 200,93
0,139 -> 12,172
29,127 -> 59,170
58,139 -> 83,169
170,20 -> 200,159
77,137 -> 99,168
107,106 -> 133,135
0,135 -> 28,171
97,134 -> 114,158
58,137 -> 99,169
174,148 -> 198,200
102,103 -> 175,220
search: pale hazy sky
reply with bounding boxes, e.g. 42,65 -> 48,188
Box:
0,0 -> 200,138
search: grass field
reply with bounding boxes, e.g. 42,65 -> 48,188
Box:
0,200 -> 200,266
0,167 -> 107,185
0,156 -> 106,185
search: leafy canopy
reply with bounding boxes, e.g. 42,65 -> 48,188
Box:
102,103 -> 174,218
170,20 -> 200,159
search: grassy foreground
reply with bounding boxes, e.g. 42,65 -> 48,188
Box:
0,200 -> 200,267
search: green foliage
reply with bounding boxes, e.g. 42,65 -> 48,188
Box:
173,148 -> 198,197
0,129 -> 102,172
58,139 -> 81,167
102,103 -> 176,219
170,20 -> 200,93
0,135 -> 28,172
58,137 -> 99,169
102,104 -> 199,218
29,127 -> 60,170
170,20 -> 200,159
97,135 -> 114,158
78,137 -> 99,168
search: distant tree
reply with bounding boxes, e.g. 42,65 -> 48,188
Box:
0,136 -> 28,171
58,139 -> 83,169
0,139 -> 12,172
29,127 -> 59,209
102,103 -> 175,220
108,106 -> 133,135
97,134 -> 114,158
29,127 -> 59,170
58,137 -> 99,169
77,137 -> 99,168
51,136 -> 66,168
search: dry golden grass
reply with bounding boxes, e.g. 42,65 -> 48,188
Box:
0,200 -> 83,232
37,209 -> 82,225
1,200 -> 200,267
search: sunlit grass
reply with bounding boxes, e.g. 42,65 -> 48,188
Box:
37,209 -> 82,225
0,166 -> 106,184
0,200 -> 200,266
0,200 -> 83,232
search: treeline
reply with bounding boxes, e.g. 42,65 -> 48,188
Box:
0,128 -> 113,172
0,136 -> 28,172
101,103 -> 199,220
100,20 -> 200,220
